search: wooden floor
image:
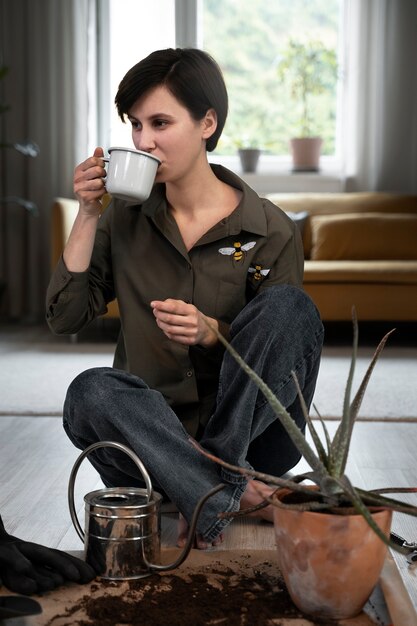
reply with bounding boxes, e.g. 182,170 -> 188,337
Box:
1,414 -> 417,622
0,317 -> 417,621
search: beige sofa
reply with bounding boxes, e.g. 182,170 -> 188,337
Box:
267,192 -> 417,321
51,193 -> 417,324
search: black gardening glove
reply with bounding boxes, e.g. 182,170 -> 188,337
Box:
0,514 -> 95,595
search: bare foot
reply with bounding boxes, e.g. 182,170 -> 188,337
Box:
176,514 -> 224,550
239,480 -> 276,522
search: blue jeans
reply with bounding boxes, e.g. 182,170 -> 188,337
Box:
63,285 -> 324,542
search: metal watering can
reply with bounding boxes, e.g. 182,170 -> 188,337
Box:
68,441 -> 224,580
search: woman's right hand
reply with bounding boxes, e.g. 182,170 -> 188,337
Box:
63,147 -> 107,272
73,146 -> 107,216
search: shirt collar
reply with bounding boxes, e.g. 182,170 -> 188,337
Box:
140,163 -> 268,237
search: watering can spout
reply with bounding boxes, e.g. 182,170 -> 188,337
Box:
144,483 -> 225,572
68,441 -> 225,580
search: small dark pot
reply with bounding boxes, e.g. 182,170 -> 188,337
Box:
238,148 -> 261,173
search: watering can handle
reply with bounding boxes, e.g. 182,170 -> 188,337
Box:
68,441 -> 153,543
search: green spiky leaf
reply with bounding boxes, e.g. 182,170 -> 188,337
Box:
207,321 -> 328,478
198,312 -> 417,541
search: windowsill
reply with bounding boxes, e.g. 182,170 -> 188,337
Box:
208,154 -> 345,195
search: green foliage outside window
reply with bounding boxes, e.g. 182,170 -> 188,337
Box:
202,0 -> 341,156
276,39 -> 338,138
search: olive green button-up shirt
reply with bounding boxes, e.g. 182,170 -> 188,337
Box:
46,165 -> 303,435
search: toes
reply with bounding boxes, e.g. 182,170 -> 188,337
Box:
176,514 -> 188,547
195,536 -> 209,549
176,531 -> 186,548
240,480 -> 276,522
176,514 -> 223,550
195,531 -> 224,549
212,532 -> 224,546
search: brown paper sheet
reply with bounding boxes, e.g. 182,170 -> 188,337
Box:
0,550 -> 385,625
380,553 -> 417,626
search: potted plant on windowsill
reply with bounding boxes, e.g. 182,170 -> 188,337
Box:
276,38 -> 338,172
195,310 -> 417,620
234,137 -> 262,173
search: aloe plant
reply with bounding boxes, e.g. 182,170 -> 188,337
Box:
195,309 -> 417,554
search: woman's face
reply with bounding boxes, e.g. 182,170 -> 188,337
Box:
127,85 -> 216,184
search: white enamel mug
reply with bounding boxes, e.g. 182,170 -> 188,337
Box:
104,147 -> 161,203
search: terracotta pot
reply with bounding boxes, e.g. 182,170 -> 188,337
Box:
290,137 -> 322,172
273,488 -> 392,619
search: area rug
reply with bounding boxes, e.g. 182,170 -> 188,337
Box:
1,340 -> 416,420
0,342 -> 114,415
312,345 -> 417,421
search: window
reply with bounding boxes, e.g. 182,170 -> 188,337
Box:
201,0 -> 342,161
105,0 -> 342,174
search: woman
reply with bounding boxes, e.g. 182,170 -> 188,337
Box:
46,48 -> 324,549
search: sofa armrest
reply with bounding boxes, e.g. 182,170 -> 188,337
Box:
50,197 -> 119,319
51,197 -> 80,270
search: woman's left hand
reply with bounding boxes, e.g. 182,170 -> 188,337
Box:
150,299 -> 218,348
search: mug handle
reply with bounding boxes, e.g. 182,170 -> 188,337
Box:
68,441 -> 153,542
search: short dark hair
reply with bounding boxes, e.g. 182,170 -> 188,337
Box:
115,48 -> 228,152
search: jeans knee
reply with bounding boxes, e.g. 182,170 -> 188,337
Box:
64,367 -> 114,430
67,366 -> 113,404
232,285 -> 323,347
265,285 -> 321,326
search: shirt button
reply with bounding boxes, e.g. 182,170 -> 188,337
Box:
185,370 -> 193,378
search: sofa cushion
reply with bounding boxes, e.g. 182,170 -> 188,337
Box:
310,213 -> 417,261
304,260 -> 417,283
267,193 -> 417,257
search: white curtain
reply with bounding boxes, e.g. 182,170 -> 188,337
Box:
0,0 -> 99,320
342,0 -> 417,192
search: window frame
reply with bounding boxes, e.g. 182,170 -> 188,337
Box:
100,0 -> 344,190
175,0 -> 343,187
